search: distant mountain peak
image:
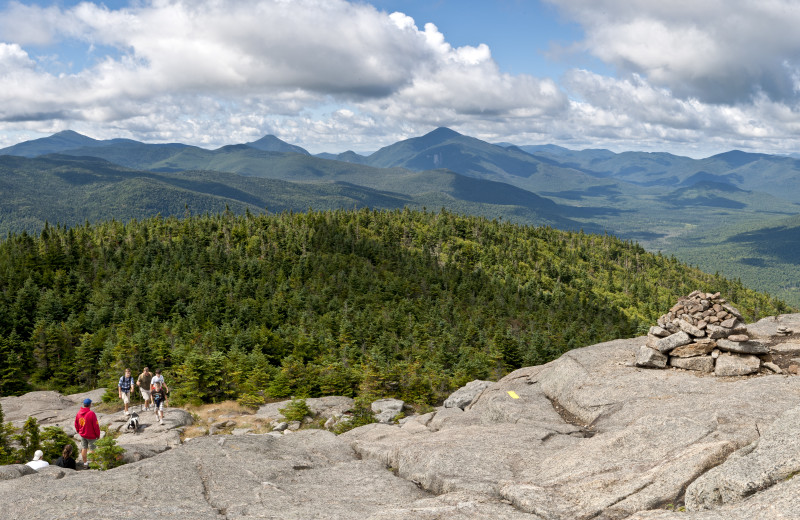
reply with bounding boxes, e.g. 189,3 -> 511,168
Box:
0,129 -> 99,158
422,127 -> 462,141
250,134 -> 285,145
708,149 -> 770,167
246,134 -> 310,155
53,129 -> 89,138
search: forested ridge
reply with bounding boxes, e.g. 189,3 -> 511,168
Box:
0,208 -> 790,405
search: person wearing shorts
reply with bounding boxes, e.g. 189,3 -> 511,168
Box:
152,381 -> 168,425
118,368 -> 135,415
74,398 -> 100,468
137,366 -> 153,411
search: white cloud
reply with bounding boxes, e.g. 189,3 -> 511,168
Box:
3,0 -> 800,158
546,0 -> 800,104
0,0 -> 572,151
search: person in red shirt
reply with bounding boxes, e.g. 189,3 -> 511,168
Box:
74,398 -> 100,468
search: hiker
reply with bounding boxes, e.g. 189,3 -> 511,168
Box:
118,368 -> 135,415
150,368 -> 168,394
53,444 -> 77,470
74,398 -> 100,468
137,366 -> 153,411
151,380 -> 168,425
25,450 -> 49,470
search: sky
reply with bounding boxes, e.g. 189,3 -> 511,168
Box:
1,0 -> 800,157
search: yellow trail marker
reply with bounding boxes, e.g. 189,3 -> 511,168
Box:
507,391 -> 520,399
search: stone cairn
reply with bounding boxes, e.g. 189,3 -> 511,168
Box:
636,290 -> 780,376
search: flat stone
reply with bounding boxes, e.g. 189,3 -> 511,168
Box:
368,491 -> 534,519
705,324 -> 729,339
715,339 -> 769,355
648,326 -> 671,338
720,317 -> 738,329
726,334 -> 750,342
669,356 -> 715,373
0,431 -> 432,520
723,304 -> 744,320
763,362 -> 783,374
670,341 -> 716,358
714,353 -> 761,377
428,407 -> 465,431
370,399 -> 405,424
0,465 -> 36,481
678,319 -> 706,337
748,315 -> 800,340
655,331 -> 693,353
636,345 -> 668,368
685,404 -> 800,510
770,341 -> 800,353
443,380 -> 492,410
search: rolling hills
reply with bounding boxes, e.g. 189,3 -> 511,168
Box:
0,154 -> 589,235
2,127 -> 800,305
0,209 -> 787,401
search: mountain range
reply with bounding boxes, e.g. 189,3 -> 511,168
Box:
2,127 -> 799,305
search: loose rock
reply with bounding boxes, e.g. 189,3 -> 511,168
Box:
714,353 -> 761,377
636,346 -> 668,368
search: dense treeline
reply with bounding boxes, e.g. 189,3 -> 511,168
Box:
670,214 -> 800,307
0,209 -> 790,405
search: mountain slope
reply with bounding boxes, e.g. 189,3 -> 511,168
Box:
0,130 -> 101,157
0,208 -> 787,402
0,155 -> 416,234
0,155 -> 591,235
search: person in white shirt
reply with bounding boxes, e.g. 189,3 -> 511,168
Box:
150,369 -> 168,393
25,450 -> 49,471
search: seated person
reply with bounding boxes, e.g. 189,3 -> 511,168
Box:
25,450 -> 49,470
53,444 -> 77,470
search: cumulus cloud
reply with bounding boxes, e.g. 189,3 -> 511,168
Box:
546,0 -> 800,104
0,0 -> 435,98
3,0 -> 800,157
0,0 -> 569,148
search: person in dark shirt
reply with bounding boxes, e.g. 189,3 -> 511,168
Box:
53,444 -> 77,470
152,381 -> 168,425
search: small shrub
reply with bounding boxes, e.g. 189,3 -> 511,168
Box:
40,426 -> 78,463
0,422 -> 14,464
237,393 -> 265,410
13,417 -> 41,462
333,398 -> 376,434
0,403 -> 13,464
89,435 -> 125,470
101,387 -> 119,404
279,399 -> 312,422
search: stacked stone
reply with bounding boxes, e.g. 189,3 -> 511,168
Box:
636,290 -> 772,377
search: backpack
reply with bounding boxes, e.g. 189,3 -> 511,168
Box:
119,375 -> 133,391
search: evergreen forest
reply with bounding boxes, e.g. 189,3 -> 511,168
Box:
0,208 -> 790,405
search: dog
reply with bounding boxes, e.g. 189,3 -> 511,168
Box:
126,411 -> 140,434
